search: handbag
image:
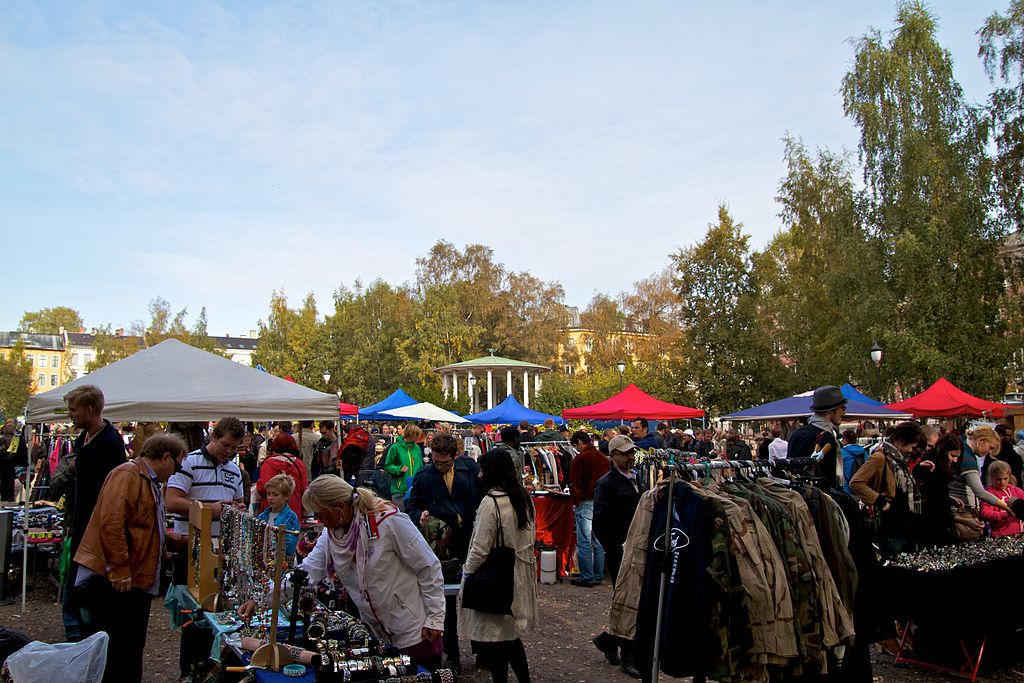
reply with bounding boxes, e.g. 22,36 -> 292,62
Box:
461,494 -> 515,615
952,507 -> 984,541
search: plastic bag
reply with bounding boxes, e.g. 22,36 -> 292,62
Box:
4,631 -> 108,683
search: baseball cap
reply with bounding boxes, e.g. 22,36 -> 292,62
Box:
608,435 -> 635,454
684,429 -> 694,436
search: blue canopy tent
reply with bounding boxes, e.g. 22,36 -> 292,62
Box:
723,393 -> 911,421
840,383 -> 883,407
463,394 -> 565,425
359,389 -> 418,421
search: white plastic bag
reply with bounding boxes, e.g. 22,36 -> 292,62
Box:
5,631 -> 108,683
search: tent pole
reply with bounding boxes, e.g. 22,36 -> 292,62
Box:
20,422 -> 34,614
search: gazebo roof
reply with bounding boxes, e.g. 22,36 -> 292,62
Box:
434,355 -> 550,373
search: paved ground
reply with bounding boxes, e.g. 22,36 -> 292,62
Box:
4,570 -> 1024,681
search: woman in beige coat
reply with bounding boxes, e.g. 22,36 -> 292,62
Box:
460,448 -> 538,682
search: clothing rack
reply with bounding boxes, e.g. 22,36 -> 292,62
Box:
518,440 -> 573,447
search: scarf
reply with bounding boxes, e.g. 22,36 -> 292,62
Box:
876,440 -> 921,514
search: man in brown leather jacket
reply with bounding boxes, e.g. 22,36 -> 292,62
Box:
74,433 -> 189,683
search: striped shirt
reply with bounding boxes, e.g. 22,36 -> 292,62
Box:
167,446 -> 244,535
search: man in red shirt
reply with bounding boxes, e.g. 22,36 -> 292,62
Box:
568,430 -> 610,587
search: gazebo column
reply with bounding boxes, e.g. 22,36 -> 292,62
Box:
452,372 -> 459,401
523,370 -> 530,407
535,373 -> 541,394
442,372 -> 450,399
506,369 -> 513,397
468,371 -> 476,413
486,369 -> 494,410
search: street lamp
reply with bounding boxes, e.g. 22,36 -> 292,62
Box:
323,371 -> 331,390
869,342 -> 883,400
616,360 -> 626,391
468,376 -> 478,413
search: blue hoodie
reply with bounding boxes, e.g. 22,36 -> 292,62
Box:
841,444 -> 868,494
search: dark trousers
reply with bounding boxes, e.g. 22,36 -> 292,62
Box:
443,593 -> 460,662
471,639 -> 531,682
605,545 -> 624,587
77,574 -> 153,683
62,562 -> 84,642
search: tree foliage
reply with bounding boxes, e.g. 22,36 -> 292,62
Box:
18,307 -> 84,334
0,343 -> 33,418
843,1 -> 1012,397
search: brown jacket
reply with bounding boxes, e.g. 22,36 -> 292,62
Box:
74,459 -> 168,588
849,451 -> 896,507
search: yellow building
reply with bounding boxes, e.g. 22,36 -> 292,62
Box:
558,306 -> 654,375
0,332 -> 68,394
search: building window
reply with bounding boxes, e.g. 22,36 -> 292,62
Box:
50,374 -> 58,387
564,364 -> 574,375
567,336 -> 575,348
83,353 -> 91,365
26,354 -> 34,366
584,337 -> 593,352
38,355 -> 47,368
71,353 -> 78,365
37,374 -> 45,387
52,355 -> 59,367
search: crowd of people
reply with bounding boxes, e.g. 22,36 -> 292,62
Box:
9,381 -> 1024,682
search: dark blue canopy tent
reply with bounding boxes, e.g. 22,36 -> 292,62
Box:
463,394 -> 565,425
840,383 -> 883,407
723,393 -> 911,421
359,389 -> 418,421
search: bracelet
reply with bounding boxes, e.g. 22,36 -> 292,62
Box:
283,664 -> 305,677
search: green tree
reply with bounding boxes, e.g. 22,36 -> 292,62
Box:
0,343 -> 33,418
759,136 -> 882,395
843,2 -> 1012,397
87,324 -> 143,372
577,294 -> 627,370
980,0 -> 1024,231
18,307 -> 84,334
671,205 -> 790,416
252,291 -> 323,387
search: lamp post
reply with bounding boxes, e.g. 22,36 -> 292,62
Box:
468,376 -> 478,413
870,342 -> 883,401
616,360 -> 626,392
323,371 -> 331,391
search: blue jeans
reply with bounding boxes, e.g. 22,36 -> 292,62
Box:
574,500 -> 605,583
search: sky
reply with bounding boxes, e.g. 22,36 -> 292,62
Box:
0,1 -> 1005,336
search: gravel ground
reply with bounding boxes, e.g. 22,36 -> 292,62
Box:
4,570 -> 1024,682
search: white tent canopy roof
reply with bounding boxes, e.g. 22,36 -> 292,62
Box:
26,338 -> 340,422
379,402 -> 469,423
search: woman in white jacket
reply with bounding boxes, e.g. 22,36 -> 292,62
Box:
240,475 -> 446,669
460,448 -> 538,682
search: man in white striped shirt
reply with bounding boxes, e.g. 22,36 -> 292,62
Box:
166,417 -> 245,536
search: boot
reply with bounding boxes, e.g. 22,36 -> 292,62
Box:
591,632 -> 620,665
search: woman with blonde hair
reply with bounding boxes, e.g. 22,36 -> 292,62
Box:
241,475 -> 445,669
383,423 -> 424,511
959,426 -> 1013,513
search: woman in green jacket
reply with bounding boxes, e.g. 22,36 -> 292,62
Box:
384,424 -> 424,511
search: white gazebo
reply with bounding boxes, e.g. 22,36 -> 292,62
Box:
434,354 -> 551,413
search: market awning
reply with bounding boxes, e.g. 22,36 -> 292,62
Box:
885,378 -> 1012,418
840,383 -> 883,407
723,393 -> 912,421
464,394 -> 564,425
359,389 -> 418,421
561,384 -> 704,421
379,402 -> 469,423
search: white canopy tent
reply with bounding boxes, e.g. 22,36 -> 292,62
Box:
26,338 -> 340,422
379,402 -> 469,423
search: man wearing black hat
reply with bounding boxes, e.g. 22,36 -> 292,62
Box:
498,425 -> 525,475
787,386 -> 847,489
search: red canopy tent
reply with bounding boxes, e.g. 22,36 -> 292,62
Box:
561,384 -> 705,420
339,401 -> 359,416
885,377 -> 1011,418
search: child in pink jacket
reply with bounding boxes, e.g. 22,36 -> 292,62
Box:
979,460 -> 1024,537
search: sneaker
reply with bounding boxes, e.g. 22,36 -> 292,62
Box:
570,578 -> 594,587
592,633 -> 620,665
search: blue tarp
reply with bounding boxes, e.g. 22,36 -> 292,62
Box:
723,394 -> 911,421
463,395 -> 565,425
840,383 -> 883,407
359,389 -> 418,421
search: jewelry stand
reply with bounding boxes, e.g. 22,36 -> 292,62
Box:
188,501 -> 220,604
252,524 -> 293,671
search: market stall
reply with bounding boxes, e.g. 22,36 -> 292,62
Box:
463,394 -> 563,425
885,377 -> 1013,418
723,391 -> 912,421
561,384 -> 705,421
358,389 -> 419,421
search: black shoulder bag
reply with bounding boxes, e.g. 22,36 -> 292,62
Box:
461,494 -> 515,615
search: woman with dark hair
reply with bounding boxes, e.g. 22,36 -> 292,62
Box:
850,421 -> 926,556
914,433 -> 965,547
460,449 -> 538,682
256,433 -> 308,518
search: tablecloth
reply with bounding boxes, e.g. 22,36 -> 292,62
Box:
532,494 -> 575,577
